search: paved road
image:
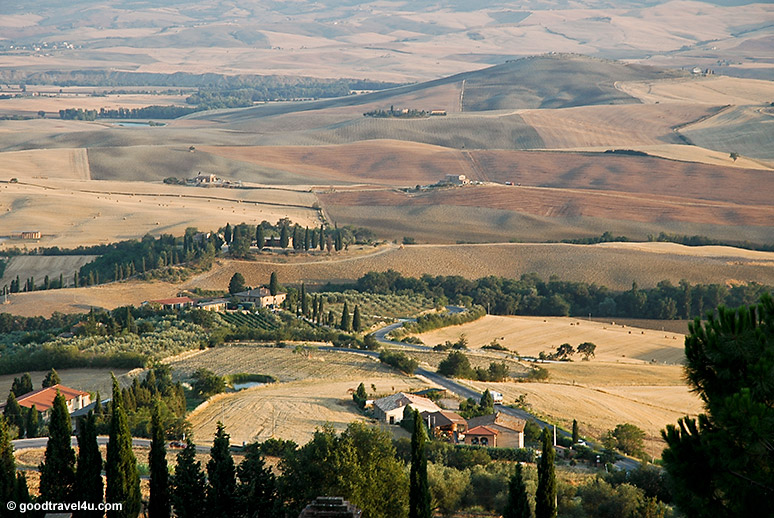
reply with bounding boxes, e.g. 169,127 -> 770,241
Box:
12,436 -> 211,454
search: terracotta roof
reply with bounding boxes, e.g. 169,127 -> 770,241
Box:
467,411 -> 526,433
15,384 -> 89,412
149,297 -> 193,305
466,425 -> 499,436
421,410 -> 466,427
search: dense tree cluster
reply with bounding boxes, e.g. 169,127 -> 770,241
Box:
355,270 -> 771,320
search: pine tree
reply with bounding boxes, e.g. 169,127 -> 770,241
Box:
172,439 -> 207,518
229,273 -> 246,295
0,417 -> 16,504
536,428 -> 557,518
409,410 -> 431,518
3,394 -> 24,438
503,463 -> 532,518
352,305 -> 362,332
236,443 -> 279,518
149,401 -> 171,518
25,405 -> 39,438
207,422 -> 236,517
42,368 -> 62,388
269,272 -> 279,296
340,301 -> 351,331
572,419 -> 579,444
75,411 -> 104,517
106,375 -> 141,518
40,392 -> 76,502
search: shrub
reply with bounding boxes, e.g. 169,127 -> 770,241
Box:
379,350 -> 418,374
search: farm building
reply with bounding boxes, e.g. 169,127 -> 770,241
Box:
421,410 -> 467,442
443,174 -> 469,185
465,425 -> 499,447
144,297 -> 194,310
9,231 -> 42,240
235,287 -> 287,308
467,411 -> 526,448
2,384 -> 91,421
196,298 -> 229,312
373,392 -> 441,424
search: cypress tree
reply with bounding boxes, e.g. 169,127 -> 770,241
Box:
59,272 -> 64,288
13,472 -> 31,510
75,411 -> 104,517
3,393 -> 24,438
304,226 -> 311,251
480,389 -> 494,410
236,443 -> 279,518
12,373 -> 33,396
279,224 -> 289,249
106,375 -> 141,518
319,226 -> 325,251
503,463 -> 532,518
318,297 -> 324,324
352,305 -> 362,332
149,401 -> 171,518
256,225 -> 265,249
224,223 -> 232,243
409,410 -> 431,518
300,283 -> 308,317
40,392 -> 76,502
340,301 -> 351,331
536,428 -> 557,518
0,417 -> 16,504
172,438 -> 207,518
25,405 -> 39,438
269,272 -> 279,296
42,368 -> 62,388
93,391 -> 103,418
312,295 -> 318,322
572,419 -> 579,444
207,422 -> 236,517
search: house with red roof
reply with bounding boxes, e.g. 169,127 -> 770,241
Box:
2,384 -> 91,421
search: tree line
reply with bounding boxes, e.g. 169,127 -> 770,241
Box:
354,270 -> 772,320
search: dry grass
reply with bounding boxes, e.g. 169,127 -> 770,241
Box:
0,255 -> 96,289
617,76 -> 774,106
188,377 -> 425,446
414,315 -> 687,365
184,242 -> 774,292
0,148 -> 91,180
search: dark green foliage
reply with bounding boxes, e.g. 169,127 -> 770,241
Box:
480,389 -> 494,410
577,342 -> 596,360
236,443 -> 279,518
572,420 -> 579,444
280,423 -> 407,518
576,478 -> 648,518
13,472 -> 31,510
172,439 -> 207,518
39,391 -> 76,502
353,382 -> 368,409
106,375 -> 141,518
400,306 -> 486,335
191,368 -> 226,399
352,305 -> 362,332
606,423 -> 645,457
257,438 -> 297,458
3,393 -> 24,438
410,409 -> 431,518
300,283 -> 308,317
269,272 -> 279,295
536,428 -> 556,518
379,350 -> 418,374
340,301 -> 351,331
149,402 -> 171,518
42,368 -> 62,387
75,411 -> 104,517
503,464 -> 532,518
524,421 -> 542,443
437,351 -> 475,378
11,373 -> 33,397
207,422 -> 236,517
662,293 -> 774,518
255,225 -> 265,249
604,463 -> 671,504
25,405 -> 39,438
229,273 -> 246,295
0,417 -> 16,504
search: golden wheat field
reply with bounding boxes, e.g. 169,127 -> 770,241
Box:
617,76 -> 774,106
0,255 -> 97,290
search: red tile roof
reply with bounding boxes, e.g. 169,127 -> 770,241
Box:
466,425 -> 499,436
15,384 -> 89,412
149,297 -> 193,305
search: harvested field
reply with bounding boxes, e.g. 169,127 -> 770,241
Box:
320,184 -> 774,228
0,255 -> 96,290
414,315 -> 687,365
166,345 -> 398,383
184,242 -> 774,292
0,281 -> 179,317
0,178 -> 320,248
0,148 -> 90,181
199,140 -> 478,186
188,377 -> 425,446
0,92 -> 189,116
520,103 -> 719,149
680,106 -> 774,161
617,76 -> 774,106
0,368 -> 130,397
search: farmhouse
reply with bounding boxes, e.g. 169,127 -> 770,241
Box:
196,298 -> 229,312
9,231 -> 42,240
421,410 -> 467,442
443,174 -> 469,185
373,392 -> 441,424
465,425 -> 499,447
235,287 -> 287,308
466,411 -> 526,448
144,297 -> 194,310
2,384 -> 91,421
